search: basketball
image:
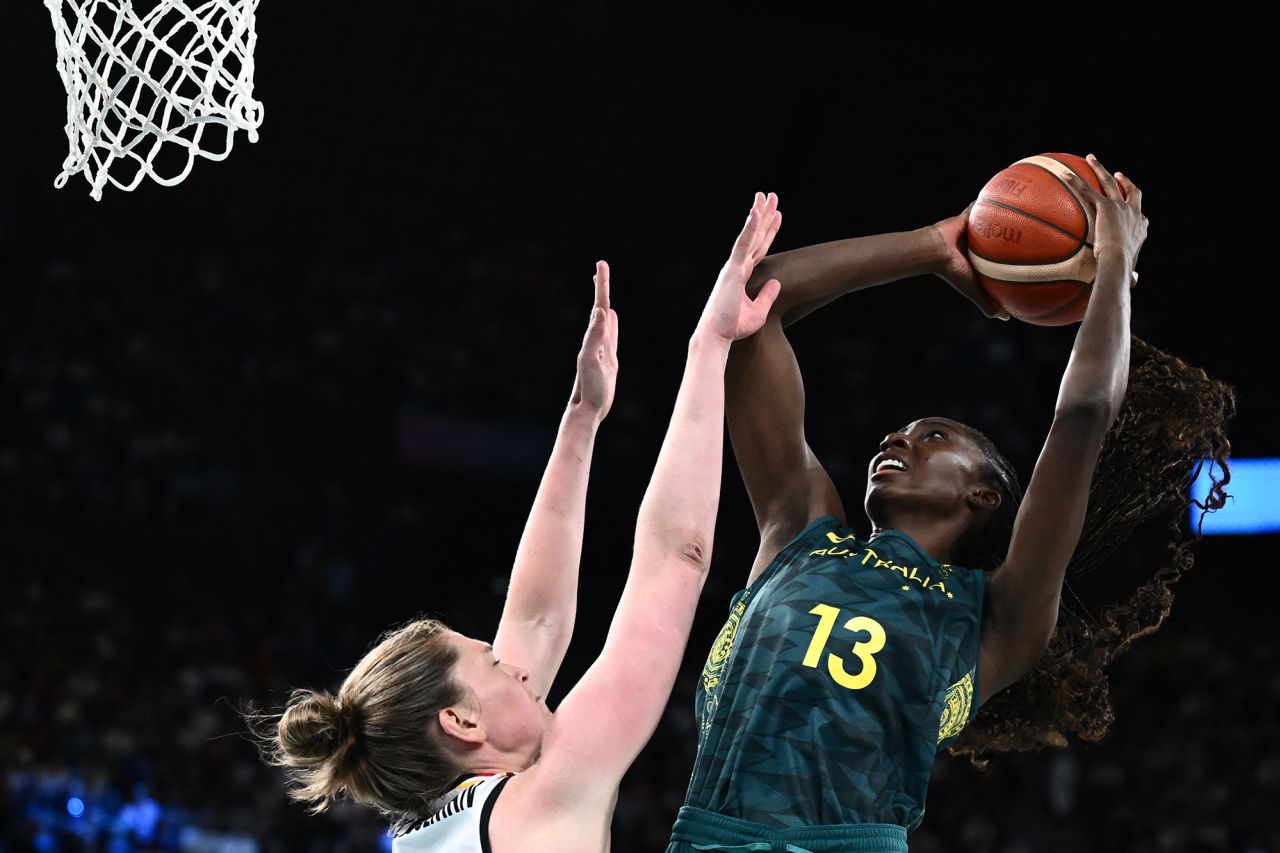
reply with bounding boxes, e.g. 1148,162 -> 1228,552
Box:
967,153 -> 1122,326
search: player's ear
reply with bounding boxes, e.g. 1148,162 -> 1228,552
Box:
966,486 -> 1001,513
437,706 -> 486,745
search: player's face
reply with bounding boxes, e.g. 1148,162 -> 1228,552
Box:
448,633 -> 549,766
864,417 -> 992,523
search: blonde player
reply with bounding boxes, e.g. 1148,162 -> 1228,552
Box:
255,194 -> 784,851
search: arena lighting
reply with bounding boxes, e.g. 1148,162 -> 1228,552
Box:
1190,458 -> 1280,535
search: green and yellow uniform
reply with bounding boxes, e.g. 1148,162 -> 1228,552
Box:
667,516 -> 984,852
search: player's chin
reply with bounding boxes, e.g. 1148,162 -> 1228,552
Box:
864,475 -> 912,512
865,472 -> 907,494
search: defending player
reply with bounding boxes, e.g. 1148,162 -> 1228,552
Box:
254,194 -> 784,851
668,159 -> 1234,851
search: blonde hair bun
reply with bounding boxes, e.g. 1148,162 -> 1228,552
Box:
277,690 -> 352,765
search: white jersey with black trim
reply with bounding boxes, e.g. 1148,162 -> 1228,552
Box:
393,773 -> 514,853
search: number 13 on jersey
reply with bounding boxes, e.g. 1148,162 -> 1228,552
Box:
802,603 -> 887,690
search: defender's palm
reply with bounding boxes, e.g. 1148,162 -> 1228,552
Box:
573,260 -> 620,418
700,192 -> 783,342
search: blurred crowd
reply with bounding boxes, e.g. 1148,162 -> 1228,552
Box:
2,216 -> 1274,853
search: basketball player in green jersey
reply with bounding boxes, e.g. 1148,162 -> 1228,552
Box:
668,158 -> 1147,851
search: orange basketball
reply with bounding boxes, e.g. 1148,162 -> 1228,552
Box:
966,153 -> 1119,326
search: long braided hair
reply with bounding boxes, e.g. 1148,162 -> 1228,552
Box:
952,336 -> 1235,760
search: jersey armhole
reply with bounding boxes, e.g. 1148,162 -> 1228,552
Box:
479,775 -> 512,853
798,513 -> 839,540
748,514 -> 841,592
971,568 -> 988,714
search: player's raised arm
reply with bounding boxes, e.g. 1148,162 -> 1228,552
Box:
727,207 -> 1010,583
491,263 -> 619,700
526,193 -> 782,811
978,155 -> 1147,703
725,313 -> 844,583
743,211 -> 1007,327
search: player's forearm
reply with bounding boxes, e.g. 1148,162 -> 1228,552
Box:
498,402 -> 601,631
536,336 -> 730,798
989,255 -> 1132,686
1054,251 -> 1132,420
745,228 -> 946,327
633,332 -> 732,571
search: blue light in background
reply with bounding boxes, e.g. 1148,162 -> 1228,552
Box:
66,796 -> 86,818
1191,458 -> 1280,535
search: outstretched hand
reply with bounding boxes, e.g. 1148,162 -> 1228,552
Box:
570,260 -> 620,419
1062,154 -> 1147,285
697,192 -> 784,343
931,207 -> 1010,321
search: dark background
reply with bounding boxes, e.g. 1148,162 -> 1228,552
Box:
2,4 -> 1275,852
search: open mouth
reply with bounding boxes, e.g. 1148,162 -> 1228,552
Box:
871,457 -> 908,479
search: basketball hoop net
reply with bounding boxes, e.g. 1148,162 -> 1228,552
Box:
44,0 -> 263,201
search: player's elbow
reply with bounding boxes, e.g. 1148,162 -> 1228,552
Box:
529,612 -> 576,646
635,523 -> 714,574
665,533 -> 713,574
676,537 -> 712,572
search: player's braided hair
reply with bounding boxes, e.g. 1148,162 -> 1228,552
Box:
246,618 -> 466,829
951,336 -> 1235,761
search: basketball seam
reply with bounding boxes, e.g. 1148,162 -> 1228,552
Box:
972,197 -> 1086,246
1044,156 -> 1096,244
968,244 -> 1084,267
1017,161 -> 1090,240
977,274 -> 1092,287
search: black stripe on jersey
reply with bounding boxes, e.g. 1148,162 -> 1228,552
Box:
479,775 -> 512,853
398,783 -> 479,835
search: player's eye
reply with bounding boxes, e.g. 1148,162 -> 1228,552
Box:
927,429 -> 946,439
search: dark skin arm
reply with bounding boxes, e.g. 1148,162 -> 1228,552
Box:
725,321 -> 843,583
730,159 -> 1147,706
750,220 -> 1006,326
728,219 -> 1004,584
978,156 -> 1147,704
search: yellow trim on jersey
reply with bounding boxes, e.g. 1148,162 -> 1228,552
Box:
937,668 -> 975,743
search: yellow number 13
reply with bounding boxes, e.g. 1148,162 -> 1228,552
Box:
802,603 -> 886,690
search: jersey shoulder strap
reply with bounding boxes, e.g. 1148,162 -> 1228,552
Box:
392,773 -> 514,853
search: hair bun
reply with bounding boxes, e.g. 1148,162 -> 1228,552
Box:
277,690 -> 357,765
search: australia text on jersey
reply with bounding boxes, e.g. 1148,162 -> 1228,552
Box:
807,532 -> 956,599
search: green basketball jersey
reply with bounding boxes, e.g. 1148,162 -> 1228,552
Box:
683,516 -> 985,831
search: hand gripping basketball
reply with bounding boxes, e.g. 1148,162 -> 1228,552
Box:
931,206 -> 1011,321
1062,155 -> 1148,280
967,152 -> 1143,325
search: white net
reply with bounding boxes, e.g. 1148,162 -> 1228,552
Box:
45,0 -> 263,201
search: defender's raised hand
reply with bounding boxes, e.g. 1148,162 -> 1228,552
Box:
570,260 -> 620,419
697,192 -> 784,342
